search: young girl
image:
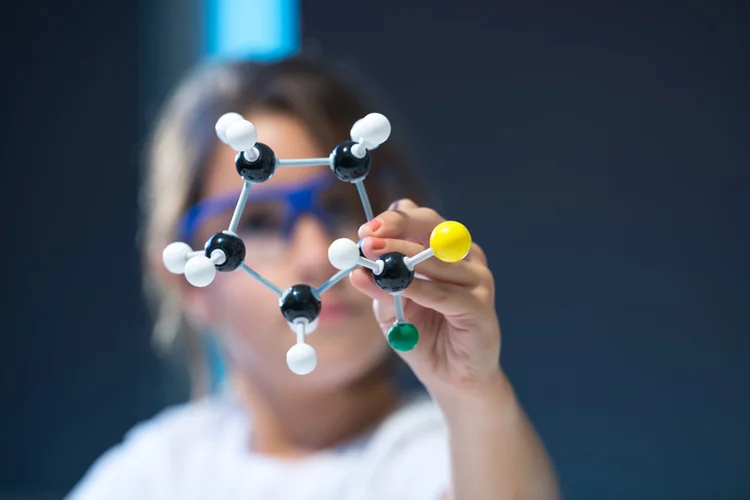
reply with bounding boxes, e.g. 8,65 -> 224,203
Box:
68,57 -> 559,500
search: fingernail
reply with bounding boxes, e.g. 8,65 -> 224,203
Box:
388,200 -> 400,211
358,218 -> 382,237
367,236 -> 387,251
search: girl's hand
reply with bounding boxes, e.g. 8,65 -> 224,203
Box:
350,199 -> 502,397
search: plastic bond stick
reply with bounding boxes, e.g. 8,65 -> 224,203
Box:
277,157 -> 331,168
227,181 -> 251,234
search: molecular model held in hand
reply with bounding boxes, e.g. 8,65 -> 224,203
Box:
162,112 -> 472,375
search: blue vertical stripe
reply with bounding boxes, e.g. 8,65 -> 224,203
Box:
204,0 -> 299,60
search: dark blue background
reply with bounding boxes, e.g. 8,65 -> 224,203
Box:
1,1 -> 748,499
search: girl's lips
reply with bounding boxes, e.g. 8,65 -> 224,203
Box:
318,301 -> 357,323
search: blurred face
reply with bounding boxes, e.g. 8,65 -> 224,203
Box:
183,111 -> 390,387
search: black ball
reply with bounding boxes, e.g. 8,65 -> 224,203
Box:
204,231 -> 245,271
373,252 -> 414,293
331,141 -> 371,182
280,284 -> 322,323
358,238 -> 366,258
235,142 -> 276,183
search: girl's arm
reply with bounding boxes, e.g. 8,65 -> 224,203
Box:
353,199 -> 561,500
435,370 -> 559,500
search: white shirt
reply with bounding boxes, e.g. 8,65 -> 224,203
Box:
67,393 -> 450,500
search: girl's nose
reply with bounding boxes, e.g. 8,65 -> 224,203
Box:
288,215 -> 334,283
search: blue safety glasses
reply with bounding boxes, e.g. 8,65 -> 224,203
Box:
178,172 -> 366,246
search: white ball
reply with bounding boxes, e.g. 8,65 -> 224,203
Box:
287,343 -> 318,375
328,238 -> 360,270
226,120 -> 258,151
215,112 -> 244,144
162,242 -> 192,274
183,255 -> 216,287
350,113 -> 391,146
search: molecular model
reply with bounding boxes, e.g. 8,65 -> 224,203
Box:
162,112 -> 472,375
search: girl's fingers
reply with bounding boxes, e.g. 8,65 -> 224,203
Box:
348,268 -> 398,325
350,259 -> 491,320
360,236 -> 492,289
359,199 -> 442,247
467,242 -> 488,266
359,199 -> 488,266
349,267 -> 392,302
402,278 -> 489,317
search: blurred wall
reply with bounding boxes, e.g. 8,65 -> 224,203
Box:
1,1 -> 748,499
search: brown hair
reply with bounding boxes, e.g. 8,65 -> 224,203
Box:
139,56 -> 430,396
